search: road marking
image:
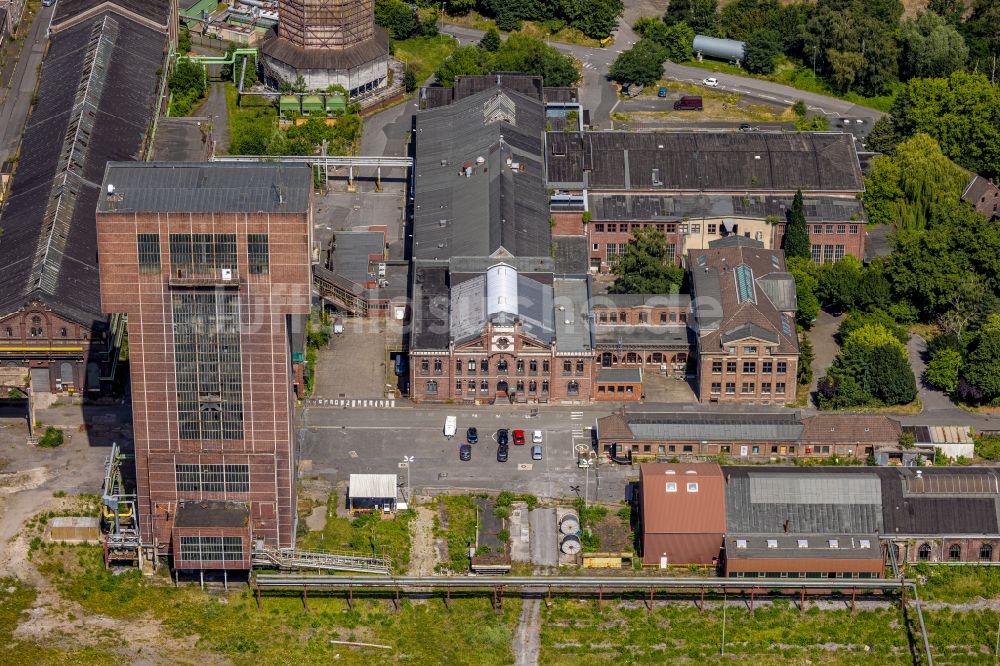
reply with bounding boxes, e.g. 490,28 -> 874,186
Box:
519,463 -> 533,471
570,412 -> 584,420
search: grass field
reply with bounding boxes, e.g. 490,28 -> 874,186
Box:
435,495 -> 479,572
394,35 -> 458,85
297,496 -> 415,573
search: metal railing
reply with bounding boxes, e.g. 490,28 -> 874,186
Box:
252,547 -> 392,575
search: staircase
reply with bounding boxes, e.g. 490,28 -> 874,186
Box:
886,540 -> 901,578
252,547 -> 392,575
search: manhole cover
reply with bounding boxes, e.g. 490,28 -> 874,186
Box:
518,463 -> 532,471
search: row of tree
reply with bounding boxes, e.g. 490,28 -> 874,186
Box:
434,32 -> 578,87
661,0 -> 999,96
385,0 -> 623,37
375,0 -> 442,40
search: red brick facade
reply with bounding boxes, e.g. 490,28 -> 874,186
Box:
96,171 -> 312,562
589,220 -> 685,271
699,346 -> 798,406
773,221 -> 865,263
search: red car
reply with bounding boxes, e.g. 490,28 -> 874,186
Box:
513,429 -> 526,445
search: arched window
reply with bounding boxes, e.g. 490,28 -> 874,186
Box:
980,544 -> 993,562
30,316 -> 43,337
59,327 -> 68,337
3,327 -> 11,337
425,380 -> 438,394
918,543 -> 931,561
567,380 -> 579,395
949,544 -> 962,561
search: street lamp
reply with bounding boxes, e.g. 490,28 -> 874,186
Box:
401,455 -> 414,503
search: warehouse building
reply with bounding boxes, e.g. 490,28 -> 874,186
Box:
639,463 -> 726,567
0,0 -> 170,396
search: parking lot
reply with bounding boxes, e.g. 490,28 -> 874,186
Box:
299,404 -> 633,503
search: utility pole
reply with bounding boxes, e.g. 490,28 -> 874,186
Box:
812,44 -> 817,77
721,590 -> 727,656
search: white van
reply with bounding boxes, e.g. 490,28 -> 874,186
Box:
444,415 -> 457,438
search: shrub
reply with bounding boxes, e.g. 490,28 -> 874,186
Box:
38,427 -> 64,448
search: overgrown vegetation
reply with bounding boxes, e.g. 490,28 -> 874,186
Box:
394,34 -> 458,85
296,494 -> 414,572
435,496 -> 479,571
435,32 -> 578,87
226,83 -> 362,157
496,490 -> 538,511
36,426 -> 64,448
608,226 -> 685,295
28,542 -> 517,664
426,0 -> 622,37
168,58 -> 207,117
303,307 -> 332,396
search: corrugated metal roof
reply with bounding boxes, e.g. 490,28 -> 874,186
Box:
330,231 -> 385,286
724,469 -> 884,534
904,473 -> 999,495
99,162 -> 312,214
626,411 -> 802,442
410,265 -> 450,350
348,474 -> 397,500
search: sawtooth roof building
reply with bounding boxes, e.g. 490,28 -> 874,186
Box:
0,0 -> 169,395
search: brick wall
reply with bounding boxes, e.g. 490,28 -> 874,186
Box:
698,349 -> 798,405
773,221 -> 865,262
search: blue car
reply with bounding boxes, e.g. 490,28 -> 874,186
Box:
466,427 -> 478,444
657,86 -> 668,97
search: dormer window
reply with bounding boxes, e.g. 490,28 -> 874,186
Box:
665,482 -> 677,492
687,482 -> 698,492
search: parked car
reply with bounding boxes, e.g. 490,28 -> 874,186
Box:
739,123 -> 756,131
673,95 -> 703,111
657,86 -> 668,97
532,430 -> 543,444
703,77 -> 719,87
466,427 -> 478,444
497,445 -> 509,462
531,445 -> 543,461
497,429 -> 509,446
513,429 -> 526,445
444,415 -> 457,438
460,444 -> 472,461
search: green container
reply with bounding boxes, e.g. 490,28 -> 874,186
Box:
279,95 -> 300,115
301,95 -> 323,115
325,93 -> 346,113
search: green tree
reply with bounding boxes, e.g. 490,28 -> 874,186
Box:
843,322 -> 909,358
663,0 -> 719,35
744,28 -> 781,74
893,133 -> 970,231
562,0 -> 624,38
798,332 -> 815,386
899,10 -> 968,79
891,72 -> 1000,178
635,18 -> 695,62
479,27 -> 502,52
867,343 -> 918,405
446,0 -> 476,15
435,45 -> 487,86
782,189 -> 810,260
865,115 -> 899,155
862,155 -> 903,226
820,322 -> 916,407
178,26 -> 192,54
490,33 -> 579,86
403,64 -> 418,92
839,309 -> 909,346
787,256 -> 820,327
374,0 -> 418,39
609,226 -> 684,294
928,0 -> 963,24
815,256 -> 864,312
608,39 -> 666,86
924,347 -> 962,393
961,315 -> 1000,402
961,0 -> 1000,67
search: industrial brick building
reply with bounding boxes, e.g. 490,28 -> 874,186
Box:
0,0 -> 170,397
544,131 -> 866,273
690,236 -> 799,404
639,463 -> 726,567
96,162 -> 312,568
596,410 -> 901,460
638,463 -> 1000,576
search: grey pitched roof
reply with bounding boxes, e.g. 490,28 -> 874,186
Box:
419,75 -> 577,110
622,411 -> 802,442
725,534 -> 881,561
411,265 -> 450,350
588,193 -> 866,222
412,86 -> 551,261
547,131 -> 864,192
724,469 -> 884,534
878,467 -> 1000,536
594,324 -> 692,348
757,273 -> 797,312
99,162 -> 312,214
52,0 -> 170,30
0,13 -> 165,327
447,270 -> 555,345
593,293 -> 691,308
553,277 -> 592,353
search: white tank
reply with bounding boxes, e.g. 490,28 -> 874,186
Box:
486,263 -> 518,317
559,513 -> 580,535
560,534 -> 582,555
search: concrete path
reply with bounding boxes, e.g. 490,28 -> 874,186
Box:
0,4 -> 53,167
513,596 -> 542,666
195,66 -> 231,154
529,507 -> 558,567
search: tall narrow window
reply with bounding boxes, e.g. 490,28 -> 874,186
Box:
248,234 -> 269,275
137,234 -> 160,274
172,293 -> 243,440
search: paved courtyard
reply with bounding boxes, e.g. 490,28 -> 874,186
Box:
312,317 -> 402,399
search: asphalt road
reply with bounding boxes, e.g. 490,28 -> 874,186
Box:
440,22 -> 885,127
299,404 -> 632,503
0,4 -> 54,167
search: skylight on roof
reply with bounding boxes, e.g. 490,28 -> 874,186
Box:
734,264 -> 756,304
770,255 -> 779,269
736,539 -> 747,549
767,539 -> 778,549
781,315 -> 792,336
697,255 -> 706,267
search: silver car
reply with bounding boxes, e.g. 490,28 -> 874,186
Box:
531,445 -> 542,460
